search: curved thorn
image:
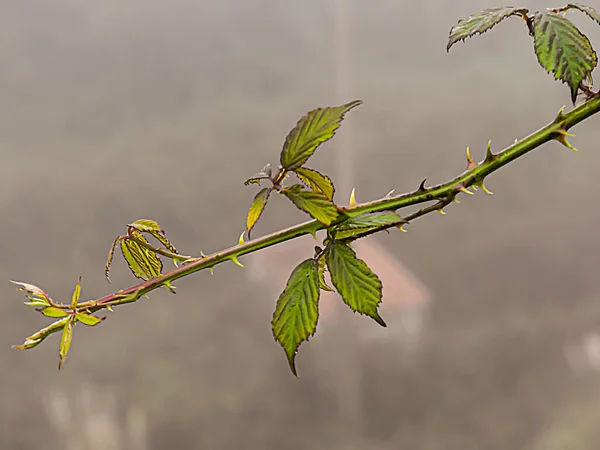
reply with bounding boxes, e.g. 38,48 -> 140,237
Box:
485,140 -> 495,162
398,224 -> 408,232
417,179 -> 427,192
476,180 -> 493,195
438,209 -> 446,215
554,105 -> 567,123
556,134 -> 578,151
349,188 -> 358,207
209,267 -> 214,275
239,231 -> 245,245
466,147 -> 477,170
458,187 -> 474,196
386,189 -> 396,198
231,255 -> 244,268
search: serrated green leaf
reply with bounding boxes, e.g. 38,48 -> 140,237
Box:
280,100 -> 362,170
568,3 -> 600,25
40,307 -> 69,318
294,167 -> 335,201
120,232 -> 163,280
246,188 -> 272,237
283,184 -> 340,226
534,11 -> 597,104
326,242 -> 386,327
272,258 -> 320,376
58,320 -> 73,370
70,277 -> 81,309
75,313 -> 104,327
129,219 -> 162,233
447,7 -> 529,52
333,211 -> 405,239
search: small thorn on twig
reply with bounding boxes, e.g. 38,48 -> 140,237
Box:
238,231 -> 245,245
485,140 -> 496,162
398,224 -> 408,232
455,183 -> 475,196
553,106 -> 568,124
349,188 -> 358,207
554,128 -> 578,151
474,179 -> 493,195
466,147 -> 478,170
417,179 -> 427,192
385,189 -> 396,198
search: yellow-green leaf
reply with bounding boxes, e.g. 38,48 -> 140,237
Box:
129,219 -> 162,233
76,313 -> 105,327
120,232 -> 163,280
12,318 -> 69,351
294,167 -> 335,201
129,219 -> 178,254
326,242 -> 386,327
246,188 -> 272,237
11,281 -> 52,305
58,320 -> 73,370
70,277 -> 81,309
534,11 -> 597,104
280,100 -> 362,170
282,184 -> 340,226
272,259 -> 320,376
40,307 -> 69,318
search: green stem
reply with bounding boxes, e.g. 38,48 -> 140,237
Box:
84,95 -> 600,310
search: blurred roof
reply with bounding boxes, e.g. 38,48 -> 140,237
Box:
246,234 -> 431,320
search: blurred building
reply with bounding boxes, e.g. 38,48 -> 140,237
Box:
246,233 -> 431,348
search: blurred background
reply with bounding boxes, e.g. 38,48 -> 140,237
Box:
1,0 -> 600,448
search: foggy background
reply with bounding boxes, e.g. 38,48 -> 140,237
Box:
2,0 -> 600,448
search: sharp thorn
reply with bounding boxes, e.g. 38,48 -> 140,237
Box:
238,231 -> 245,245
485,140 -> 495,162
231,255 -> 244,268
458,186 -> 474,196
554,105 -> 567,123
385,189 -> 396,198
466,147 -> 478,170
555,133 -> 578,151
476,180 -> 493,195
417,178 -> 427,192
349,188 -> 358,207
